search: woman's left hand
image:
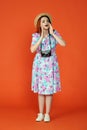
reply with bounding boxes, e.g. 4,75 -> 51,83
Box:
49,23 -> 54,35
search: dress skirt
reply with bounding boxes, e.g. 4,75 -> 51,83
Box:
31,49 -> 61,95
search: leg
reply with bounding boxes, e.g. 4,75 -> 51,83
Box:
38,94 -> 45,113
45,95 -> 53,114
44,95 -> 53,122
36,94 -> 45,121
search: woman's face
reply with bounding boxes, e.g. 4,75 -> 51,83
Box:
40,17 -> 50,30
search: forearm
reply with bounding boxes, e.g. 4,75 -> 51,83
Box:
30,36 -> 43,53
52,33 -> 66,46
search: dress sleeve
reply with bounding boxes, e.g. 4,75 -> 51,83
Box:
31,33 -> 40,45
31,33 -> 41,51
53,30 -> 62,44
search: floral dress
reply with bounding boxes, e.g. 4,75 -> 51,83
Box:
31,30 -> 61,95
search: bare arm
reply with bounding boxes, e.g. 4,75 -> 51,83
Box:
49,23 -> 66,46
30,36 -> 43,53
52,33 -> 66,46
30,26 -> 44,53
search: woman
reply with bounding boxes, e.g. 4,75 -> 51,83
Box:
30,13 -> 66,122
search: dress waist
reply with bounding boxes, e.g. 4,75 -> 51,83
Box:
37,47 -> 56,53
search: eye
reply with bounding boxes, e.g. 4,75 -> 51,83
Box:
47,19 -> 49,22
42,20 -> 45,23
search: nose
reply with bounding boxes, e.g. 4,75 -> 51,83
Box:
45,21 -> 48,24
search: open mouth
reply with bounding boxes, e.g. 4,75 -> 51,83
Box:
45,25 -> 48,27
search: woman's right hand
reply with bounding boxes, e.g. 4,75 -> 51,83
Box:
41,26 -> 44,38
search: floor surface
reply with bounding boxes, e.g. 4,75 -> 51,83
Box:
0,108 -> 87,130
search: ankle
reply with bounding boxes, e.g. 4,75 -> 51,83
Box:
45,113 -> 50,115
39,112 -> 44,115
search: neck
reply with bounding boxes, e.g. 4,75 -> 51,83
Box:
43,29 -> 49,37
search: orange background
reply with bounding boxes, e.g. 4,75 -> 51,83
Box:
0,0 -> 87,114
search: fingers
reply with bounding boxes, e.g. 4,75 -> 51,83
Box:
41,24 -> 44,29
41,26 -> 44,35
49,23 -> 54,35
49,23 -> 52,29
41,26 -> 44,37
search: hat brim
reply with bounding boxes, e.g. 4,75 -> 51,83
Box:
34,13 -> 52,27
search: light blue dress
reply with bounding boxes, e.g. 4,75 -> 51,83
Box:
31,30 -> 61,95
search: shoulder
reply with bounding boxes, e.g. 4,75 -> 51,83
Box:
32,32 -> 40,37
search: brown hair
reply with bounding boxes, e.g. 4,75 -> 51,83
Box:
36,15 -> 51,34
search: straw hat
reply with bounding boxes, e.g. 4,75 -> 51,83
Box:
34,13 -> 52,27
